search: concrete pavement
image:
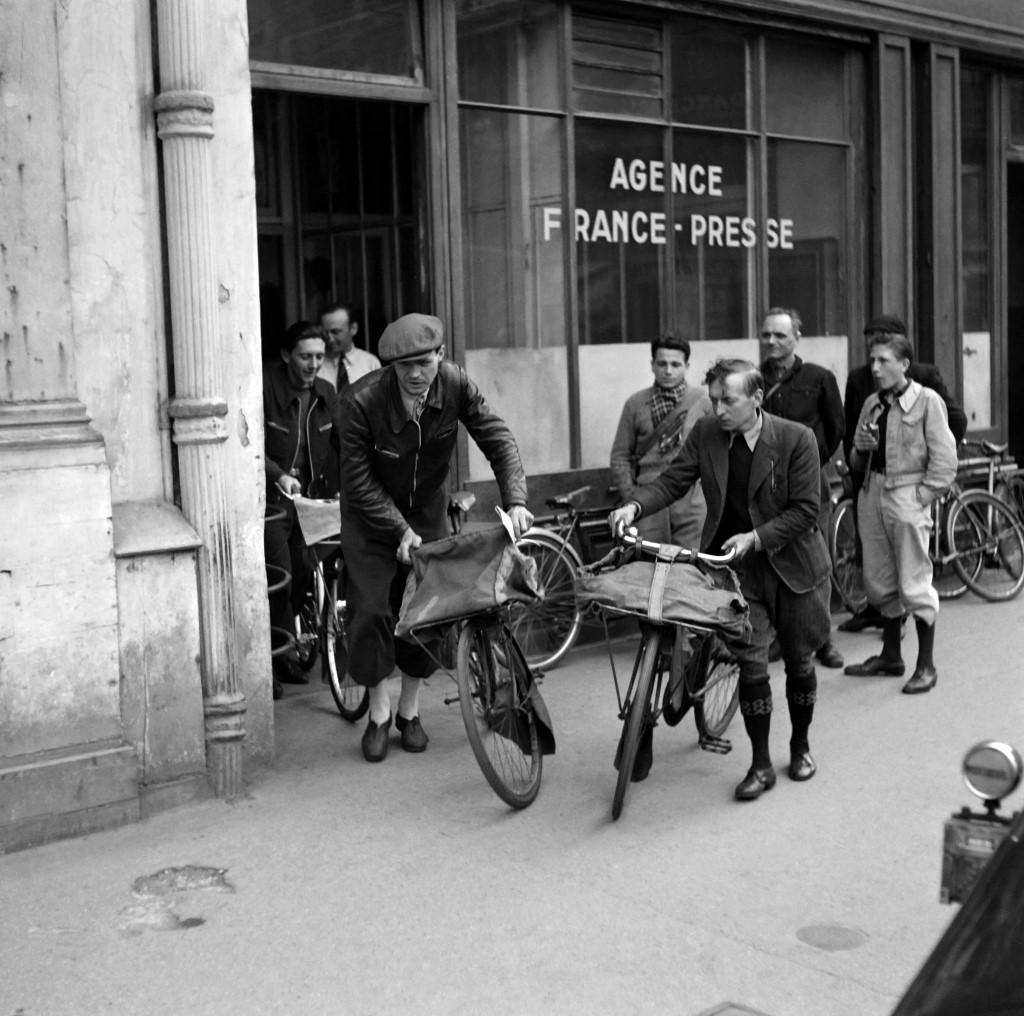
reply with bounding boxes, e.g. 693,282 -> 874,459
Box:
3,593 -> 1024,1016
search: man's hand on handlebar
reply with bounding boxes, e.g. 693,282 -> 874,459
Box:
506,505 -> 534,541
608,502 -> 640,537
397,526 -> 423,564
721,531 -> 757,560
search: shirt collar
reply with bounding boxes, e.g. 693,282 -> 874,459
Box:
733,410 -> 763,450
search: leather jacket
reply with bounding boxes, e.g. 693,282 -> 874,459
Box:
760,355 -> 844,466
263,364 -> 340,497
339,361 -> 528,542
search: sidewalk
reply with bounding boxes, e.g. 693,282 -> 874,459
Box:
3,594 -> 1023,1016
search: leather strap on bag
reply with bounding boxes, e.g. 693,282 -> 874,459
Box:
647,545 -> 684,622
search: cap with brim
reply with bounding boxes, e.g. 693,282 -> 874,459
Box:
379,314 -> 444,363
863,314 -> 907,336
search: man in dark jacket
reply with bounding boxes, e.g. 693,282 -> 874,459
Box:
263,321 -> 340,698
760,307 -> 845,669
610,359 -> 832,802
338,313 -> 533,762
839,314 -> 968,632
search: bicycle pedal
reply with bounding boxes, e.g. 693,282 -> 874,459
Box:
699,734 -> 732,755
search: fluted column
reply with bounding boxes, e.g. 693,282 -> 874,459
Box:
154,0 -> 244,797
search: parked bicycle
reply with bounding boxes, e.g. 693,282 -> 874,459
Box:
828,441 -> 1024,607
509,485 -> 619,671
576,528 -> 744,821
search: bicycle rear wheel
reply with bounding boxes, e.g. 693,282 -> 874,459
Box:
612,629 -> 660,821
828,498 -> 867,615
456,620 -> 542,809
996,474 -> 1024,525
691,634 -> 740,741
947,490 -> 1024,602
507,533 -> 583,671
932,499 -> 973,600
323,575 -> 369,722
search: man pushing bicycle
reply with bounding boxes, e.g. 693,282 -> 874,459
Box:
338,313 -> 533,763
610,358 -> 832,802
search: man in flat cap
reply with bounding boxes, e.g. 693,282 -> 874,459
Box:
337,313 -> 534,762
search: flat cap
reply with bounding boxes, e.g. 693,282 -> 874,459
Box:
378,313 -> 444,363
863,314 -> 907,336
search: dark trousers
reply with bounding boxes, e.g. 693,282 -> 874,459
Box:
726,551 -> 830,714
340,508 -> 448,688
264,494 -> 313,653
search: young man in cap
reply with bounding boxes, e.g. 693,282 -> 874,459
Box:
839,314 -> 967,632
337,313 -> 534,762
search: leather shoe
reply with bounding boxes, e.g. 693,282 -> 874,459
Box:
902,666 -> 937,694
844,655 -> 905,677
395,713 -> 429,753
788,751 -> 817,782
272,676 -> 283,701
734,766 -> 777,801
838,611 -> 883,632
815,641 -> 844,669
361,715 -> 392,762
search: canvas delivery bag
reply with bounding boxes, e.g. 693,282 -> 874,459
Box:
395,524 -> 543,640
575,549 -> 751,642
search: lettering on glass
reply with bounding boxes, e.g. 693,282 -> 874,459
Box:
544,157 -> 795,249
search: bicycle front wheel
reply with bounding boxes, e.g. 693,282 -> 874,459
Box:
323,580 -> 369,722
947,490 -> 1024,602
691,634 -> 740,741
508,533 -> 583,671
456,620 -> 542,809
829,498 -> 867,615
612,629 -> 660,822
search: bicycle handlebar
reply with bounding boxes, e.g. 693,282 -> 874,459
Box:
617,527 -> 738,566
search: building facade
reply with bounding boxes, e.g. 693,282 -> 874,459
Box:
3,0 -> 1023,850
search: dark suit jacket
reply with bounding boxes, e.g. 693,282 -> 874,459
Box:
844,362 -> 967,462
761,355 -> 844,465
633,412 -> 831,595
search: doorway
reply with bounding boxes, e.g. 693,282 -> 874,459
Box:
253,92 -> 428,361
1008,163 -> 1024,460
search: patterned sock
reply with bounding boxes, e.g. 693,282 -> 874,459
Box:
740,679 -> 772,769
786,670 -> 817,755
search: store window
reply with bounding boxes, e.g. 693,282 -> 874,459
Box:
456,4 -> 863,474
248,0 -> 423,81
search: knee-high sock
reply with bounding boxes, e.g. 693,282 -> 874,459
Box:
914,616 -> 935,670
786,670 -> 817,754
881,615 -> 904,662
739,678 -> 772,769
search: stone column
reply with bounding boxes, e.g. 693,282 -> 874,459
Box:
154,0 -> 245,797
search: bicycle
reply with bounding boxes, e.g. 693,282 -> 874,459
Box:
828,443 -> 1024,606
577,529 -> 744,821
399,523 -> 553,809
509,485 -> 619,671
